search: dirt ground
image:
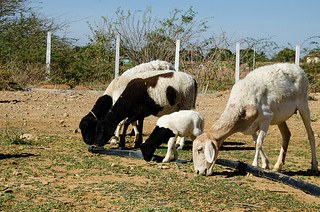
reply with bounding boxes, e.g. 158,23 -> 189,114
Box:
1,86 -> 320,209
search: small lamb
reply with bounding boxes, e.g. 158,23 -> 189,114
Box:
193,63 -> 319,176
141,110 -> 204,162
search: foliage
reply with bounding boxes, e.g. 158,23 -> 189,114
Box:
0,2 -> 320,92
0,0 -> 71,88
273,48 -> 296,62
98,7 -> 210,65
50,43 -> 114,88
301,62 -> 320,92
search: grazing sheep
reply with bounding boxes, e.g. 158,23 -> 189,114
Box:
140,110 -> 204,162
109,60 -> 175,144
80,60 -> 175,146
193,63 -> 319,176
94,71 -> 197,149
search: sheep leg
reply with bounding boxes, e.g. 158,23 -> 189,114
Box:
298,105 -> 319,173
273,122 -> 291,171
133,118 -> 144,149
252,120 -> 270,168
110,120 -> 125,145
176,136 -> 185,150
118,119 -> 130,149
131,121 -> 139,143
163,137 -> 177,162
252,133 -> 269,169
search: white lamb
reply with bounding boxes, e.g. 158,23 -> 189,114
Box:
192,63 -> 319,176
141,110 -> 204,162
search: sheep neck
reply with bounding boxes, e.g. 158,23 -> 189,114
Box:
91,95 -> 113,120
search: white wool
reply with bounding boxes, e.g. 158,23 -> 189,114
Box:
228,63 -> 306,107
121,60 -> 175,76
215,63 -> 308,135
157,110 -> 204,137
147,71 -> 196,116
193,63 -> 318,176
103,70 -> 174,103
156,110 -> 204,162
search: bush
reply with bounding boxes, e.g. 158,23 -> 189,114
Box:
301,62 -> 320,92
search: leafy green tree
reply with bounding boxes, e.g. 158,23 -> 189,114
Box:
207,48 -> 233,61
0,0 -> 72,88
273,48 -> 295,62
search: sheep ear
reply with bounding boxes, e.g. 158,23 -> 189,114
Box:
204,140 -> 215,163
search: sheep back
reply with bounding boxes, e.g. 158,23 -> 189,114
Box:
228,63 -> 308,107
156,110 -> 204,136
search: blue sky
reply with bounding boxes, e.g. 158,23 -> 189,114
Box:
33,0 -> 319,50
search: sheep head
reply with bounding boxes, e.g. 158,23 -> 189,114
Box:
192,133 -> 220,176
79,114 -> 98,145
140,126 -> 175,161
79,95 -> 113,146
95,118 -> 116,147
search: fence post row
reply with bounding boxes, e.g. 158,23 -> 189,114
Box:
235,43 -> 301,83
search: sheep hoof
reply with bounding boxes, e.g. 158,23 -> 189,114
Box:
246,173 -> 254,177
176,145 -> 183,150
110,139 -> 118,145
162,158 -> 170,163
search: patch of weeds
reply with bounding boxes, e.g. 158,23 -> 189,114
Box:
1,122 -> 34,145
5,133 -> 34,145
24,189 -> 36,198
0,192 -> 15,203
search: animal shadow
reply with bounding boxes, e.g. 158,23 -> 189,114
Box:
281,170 -> 319,177
220,141 -> 255,151
0,153 -> 35,160
211,169 -> 247,178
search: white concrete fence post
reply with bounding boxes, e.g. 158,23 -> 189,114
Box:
45,31 -> 51,81
175,39 -> 180,71
295,44 -> 300,66
115,34 -> 120,78
235,42 -> 240,83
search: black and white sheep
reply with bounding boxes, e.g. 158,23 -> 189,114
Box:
79,60 -> 175,146
193,63 -> 319,176
108,60 -> 175,144
93,71 -> 197,149
140,110 -> 204,162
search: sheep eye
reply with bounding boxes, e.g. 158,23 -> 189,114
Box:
197,147 -> 203,154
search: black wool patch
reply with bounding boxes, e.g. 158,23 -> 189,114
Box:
166,86 -> 177,106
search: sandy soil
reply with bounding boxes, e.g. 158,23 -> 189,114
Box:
1,86 -> 320,208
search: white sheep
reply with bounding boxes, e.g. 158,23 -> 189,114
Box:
80,60 -> 175,147
140,110 -> 204,162
81,70 -> 197,149
193,63 -> 319,176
